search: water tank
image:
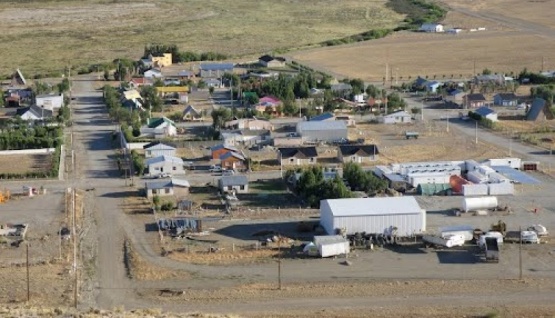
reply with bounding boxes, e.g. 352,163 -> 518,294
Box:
462,196 -> 498,212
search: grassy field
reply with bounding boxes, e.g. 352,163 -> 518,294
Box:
0,0 -> 403,77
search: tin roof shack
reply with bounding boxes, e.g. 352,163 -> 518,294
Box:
313,235 -> 350,258
320,197 -> 426,236
0,223 -> 28,241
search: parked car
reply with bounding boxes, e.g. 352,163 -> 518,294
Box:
155,172 -> 172,179
209,165 -> 222,173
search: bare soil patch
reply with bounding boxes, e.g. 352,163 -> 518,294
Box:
0,154 -> 52,175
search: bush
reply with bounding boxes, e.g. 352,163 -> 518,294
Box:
160,202 -> 174,211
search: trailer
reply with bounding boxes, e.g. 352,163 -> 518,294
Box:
405,131 -> 419,139
423,234 -> 465,248
484,237 -> 499,263
440,225 -> 474,241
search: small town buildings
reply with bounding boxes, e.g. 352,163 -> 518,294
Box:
200,63 -> 234,78
171,178 -> 191,197
320,197 -> 426,236
145,180 -> 174,198
220,151 -> 247,170
474,106 -> 498,122
145,155 -> 184,177
16,104 -> 53,121
419,23 -> 444,32
210,144 -> 239,160
445,89 -> 466,105
474,74 -> 505,86
493,93 -> 519,107
182,105 -> 202,121
330,83 -> 352,94
258,55 -> 286,68
277,147 -> 318,166
527,98 -> 554,121
143,142 -> 176,158
177,70 -> 195,80
382,110 -> 412,124
36,94 -> 64,110
130,77 -> 150,88
335,115 -> 356,127
141,117 -> 177,138
464,93 -> 487,108
156,86 -> 189,98
296,121 -> 348,142
144,69 -> 163,79
221,129 -> 271,147
338,145 -> 379,163
218,175 -> 249,194
224,117 -> 273,130
425,81 -> 441,93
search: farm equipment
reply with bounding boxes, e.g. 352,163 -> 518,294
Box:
490,220 -> 507,236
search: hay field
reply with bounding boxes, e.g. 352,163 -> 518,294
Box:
0,0 -> 403,77
0,154 -> 52,174
291,30 -> 555,81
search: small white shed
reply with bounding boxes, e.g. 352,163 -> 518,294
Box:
420,23 -> 444,32
313,235 -> 350,258
382,111 -> 412,124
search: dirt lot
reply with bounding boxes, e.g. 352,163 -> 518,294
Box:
0,154 -> 53,175
0,0 -> 402,76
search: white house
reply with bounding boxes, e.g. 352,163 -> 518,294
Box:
140,117 -> 177,139
420,23 -> 444,32
218,175 -> 249,194
36,94 -> 64,110
382,110 -> 412,124
143,142 -> 176,158
144,69 -> 163,79
145,155 -> 184,177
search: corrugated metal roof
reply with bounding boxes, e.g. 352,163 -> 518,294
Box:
200,63 -> 234,71
219,175 -> 248,187
171,178 -> 190,187
490,166 -> 540,184
324,197 -> 422,217
297,120 -> 347,131
145,180 -> 172,190
145,155 -> 184,166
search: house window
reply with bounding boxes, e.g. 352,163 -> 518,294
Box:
309,157 -> 314,163
240,185 -> 245,190
165,188 -> 171,194
154,167 -> 160,171
228,186 -> 232,190
290,158 -> 294,163
173,166 -> 177,171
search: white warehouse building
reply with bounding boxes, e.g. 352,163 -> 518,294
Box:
320,197 -> 426,236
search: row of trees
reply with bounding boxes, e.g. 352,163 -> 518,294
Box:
143,44 -> 227,64
0,122 -> 63,150
531,84 -> 555,106
290,163 -> 388,208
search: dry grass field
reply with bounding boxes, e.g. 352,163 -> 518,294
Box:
291,0 -> 555,81
0,0 -> 403,77
291,30 -> 555,82
0,154 -> 52,174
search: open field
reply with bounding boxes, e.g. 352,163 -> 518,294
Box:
291,30 -> 555,82
0,0 -> 403,77
0,154 -> 53,175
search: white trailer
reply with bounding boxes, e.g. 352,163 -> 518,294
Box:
467,170 -> 488,184
462,196 -> 498,212
440,225 -> 474,241
423,234 -> 465,248
485,158 -> 522,169
488,182 -> 515,195
313,235 -> 350,258
462,184 -> 489,196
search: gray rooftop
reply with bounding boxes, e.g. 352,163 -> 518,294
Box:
297,120 -> 347,131
145,180 -> 172,190
323,197 -> 422,217
219,175 -> 248,187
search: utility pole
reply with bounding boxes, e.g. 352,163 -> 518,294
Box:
475,121 -> 478,144
26,242 -> 30,302
519,225 -> 523,280
72,188 -> 78,308
277,240 -> 282,290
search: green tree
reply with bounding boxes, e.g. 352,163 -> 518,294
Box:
282,99 -> 299,116
211,107 -> 232,129
197,80 -> 207,89
349,78 -> 365,95
245,93 -> 259,105
209,86 -> 215,95
365,84 -> 381,98
482,68 -> 492,75
56,78 -> 70,94
140,86 -> 163,112
103,70 -> 110,81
